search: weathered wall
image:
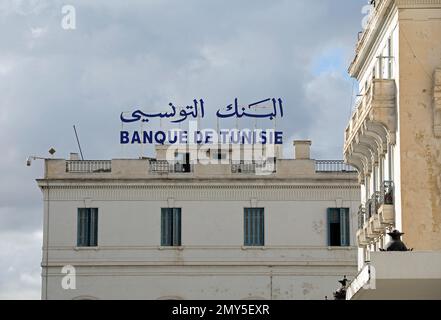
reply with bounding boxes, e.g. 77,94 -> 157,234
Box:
40,183 -> 359,300
398,7 -> 441,249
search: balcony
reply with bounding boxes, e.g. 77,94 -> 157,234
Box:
344,79 -> 397,181
347,252 -> 441,300
66,160 -> 112,173
149,161 -> 193,174
315,160 -> 356,173
42,157 -> 359,181
356,205 -> 370,247
356,182 -> 395,247
378,181 -> 395,225
231,163 -> 257,174
349,0 -> 394,77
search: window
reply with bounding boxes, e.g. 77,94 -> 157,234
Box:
387,37 -> 393,78
244,208 -> 264,246
327,208 -> 350,247
174,153 -> 191,173
161,208 -> 182,246
77,208 -> 98,247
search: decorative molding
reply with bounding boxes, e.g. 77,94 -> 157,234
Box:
41,185 -> 360,202
396,0 -> 441,8
83,198 -> 93,207
167,198 -> 175,208
351,0 -> 441,77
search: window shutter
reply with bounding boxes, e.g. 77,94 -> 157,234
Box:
173,208 -> 181,246
260,208 -> 264,246
326,208 -> 332,246
161,208 -> 167,246
244,208 -> 249,246
244,208 -> 264,246
90,208 -> 98,246
340,208 -> 350,247
77,209 -> 84,246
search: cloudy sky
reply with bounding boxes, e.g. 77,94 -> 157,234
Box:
0,0 -> 366,299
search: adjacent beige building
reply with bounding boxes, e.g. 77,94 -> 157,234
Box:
37,142 -> 360,300
344,0 -> 441,299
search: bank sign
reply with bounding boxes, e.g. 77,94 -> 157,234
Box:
120,98 -> 284,145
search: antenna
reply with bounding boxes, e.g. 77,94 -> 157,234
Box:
73,125 -> 85,160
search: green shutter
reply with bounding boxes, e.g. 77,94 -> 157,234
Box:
327,208 -> 332,246
161,208 -> 168,246
161,208 -> 182,247
173,208 -> 181,246
77,209 -> 84,246
340,208 -> 350,247
77,208 -> 98,247
90,208 -> 98,246
244,208 -> 264,246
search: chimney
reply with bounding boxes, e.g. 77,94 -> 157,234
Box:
294,140 -> 312,160
70,153 -> 80,161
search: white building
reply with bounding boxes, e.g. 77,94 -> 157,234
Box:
37,141 -> 360,300
344,0 -> 441,299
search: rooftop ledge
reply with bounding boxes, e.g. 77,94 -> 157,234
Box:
347,251 -> 441,300
37,158 -> 357,181
349,0 -> 441,78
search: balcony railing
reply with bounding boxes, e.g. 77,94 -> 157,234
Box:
315,160 -> 356,173
231,163 -> 256,174
358,205 -> 367,229
66,160 -> 112,173
345,78 -> 396,146
366,192 -> 380,219
231,161 -> 277,174
379,181 -> 394,206
149,161 -> 193,174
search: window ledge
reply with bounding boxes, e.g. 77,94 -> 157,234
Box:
327,246 -> 354,250
158,246 -> 185,251
74,246 -> 99,251
241,246 -> 266,251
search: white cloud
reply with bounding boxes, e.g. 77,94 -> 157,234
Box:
30,26 -> 47,38
0,230 -> 42,300
0,0 -> 366,299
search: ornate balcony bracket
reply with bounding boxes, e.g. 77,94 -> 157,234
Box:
344,154 -> 365,184
350,142 -> 373,175
344,79 -> 397,174
368,80 -> 397,145
434,69 -> 441,137
362,122 -> 388,155
356,135 -> 379,165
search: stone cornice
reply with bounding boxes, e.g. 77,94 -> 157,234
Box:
349,0 -> 441,78
39,183 -> 359,201
396,0 -> 441,8
38,183 -> 360,190
349,0 -> 396,78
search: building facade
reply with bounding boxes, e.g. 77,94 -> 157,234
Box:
344,0 -> 441,299
37,141 -> 360,300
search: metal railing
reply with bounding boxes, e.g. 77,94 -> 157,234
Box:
149,161 -> 193,174
380,180 -> 394,205
66,160 -> 112,173
231,161 -> 277,174
315,160 -> 356,173
366,192 -> 380,219
231,163 -> 256,174
358,205 -> 367,229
